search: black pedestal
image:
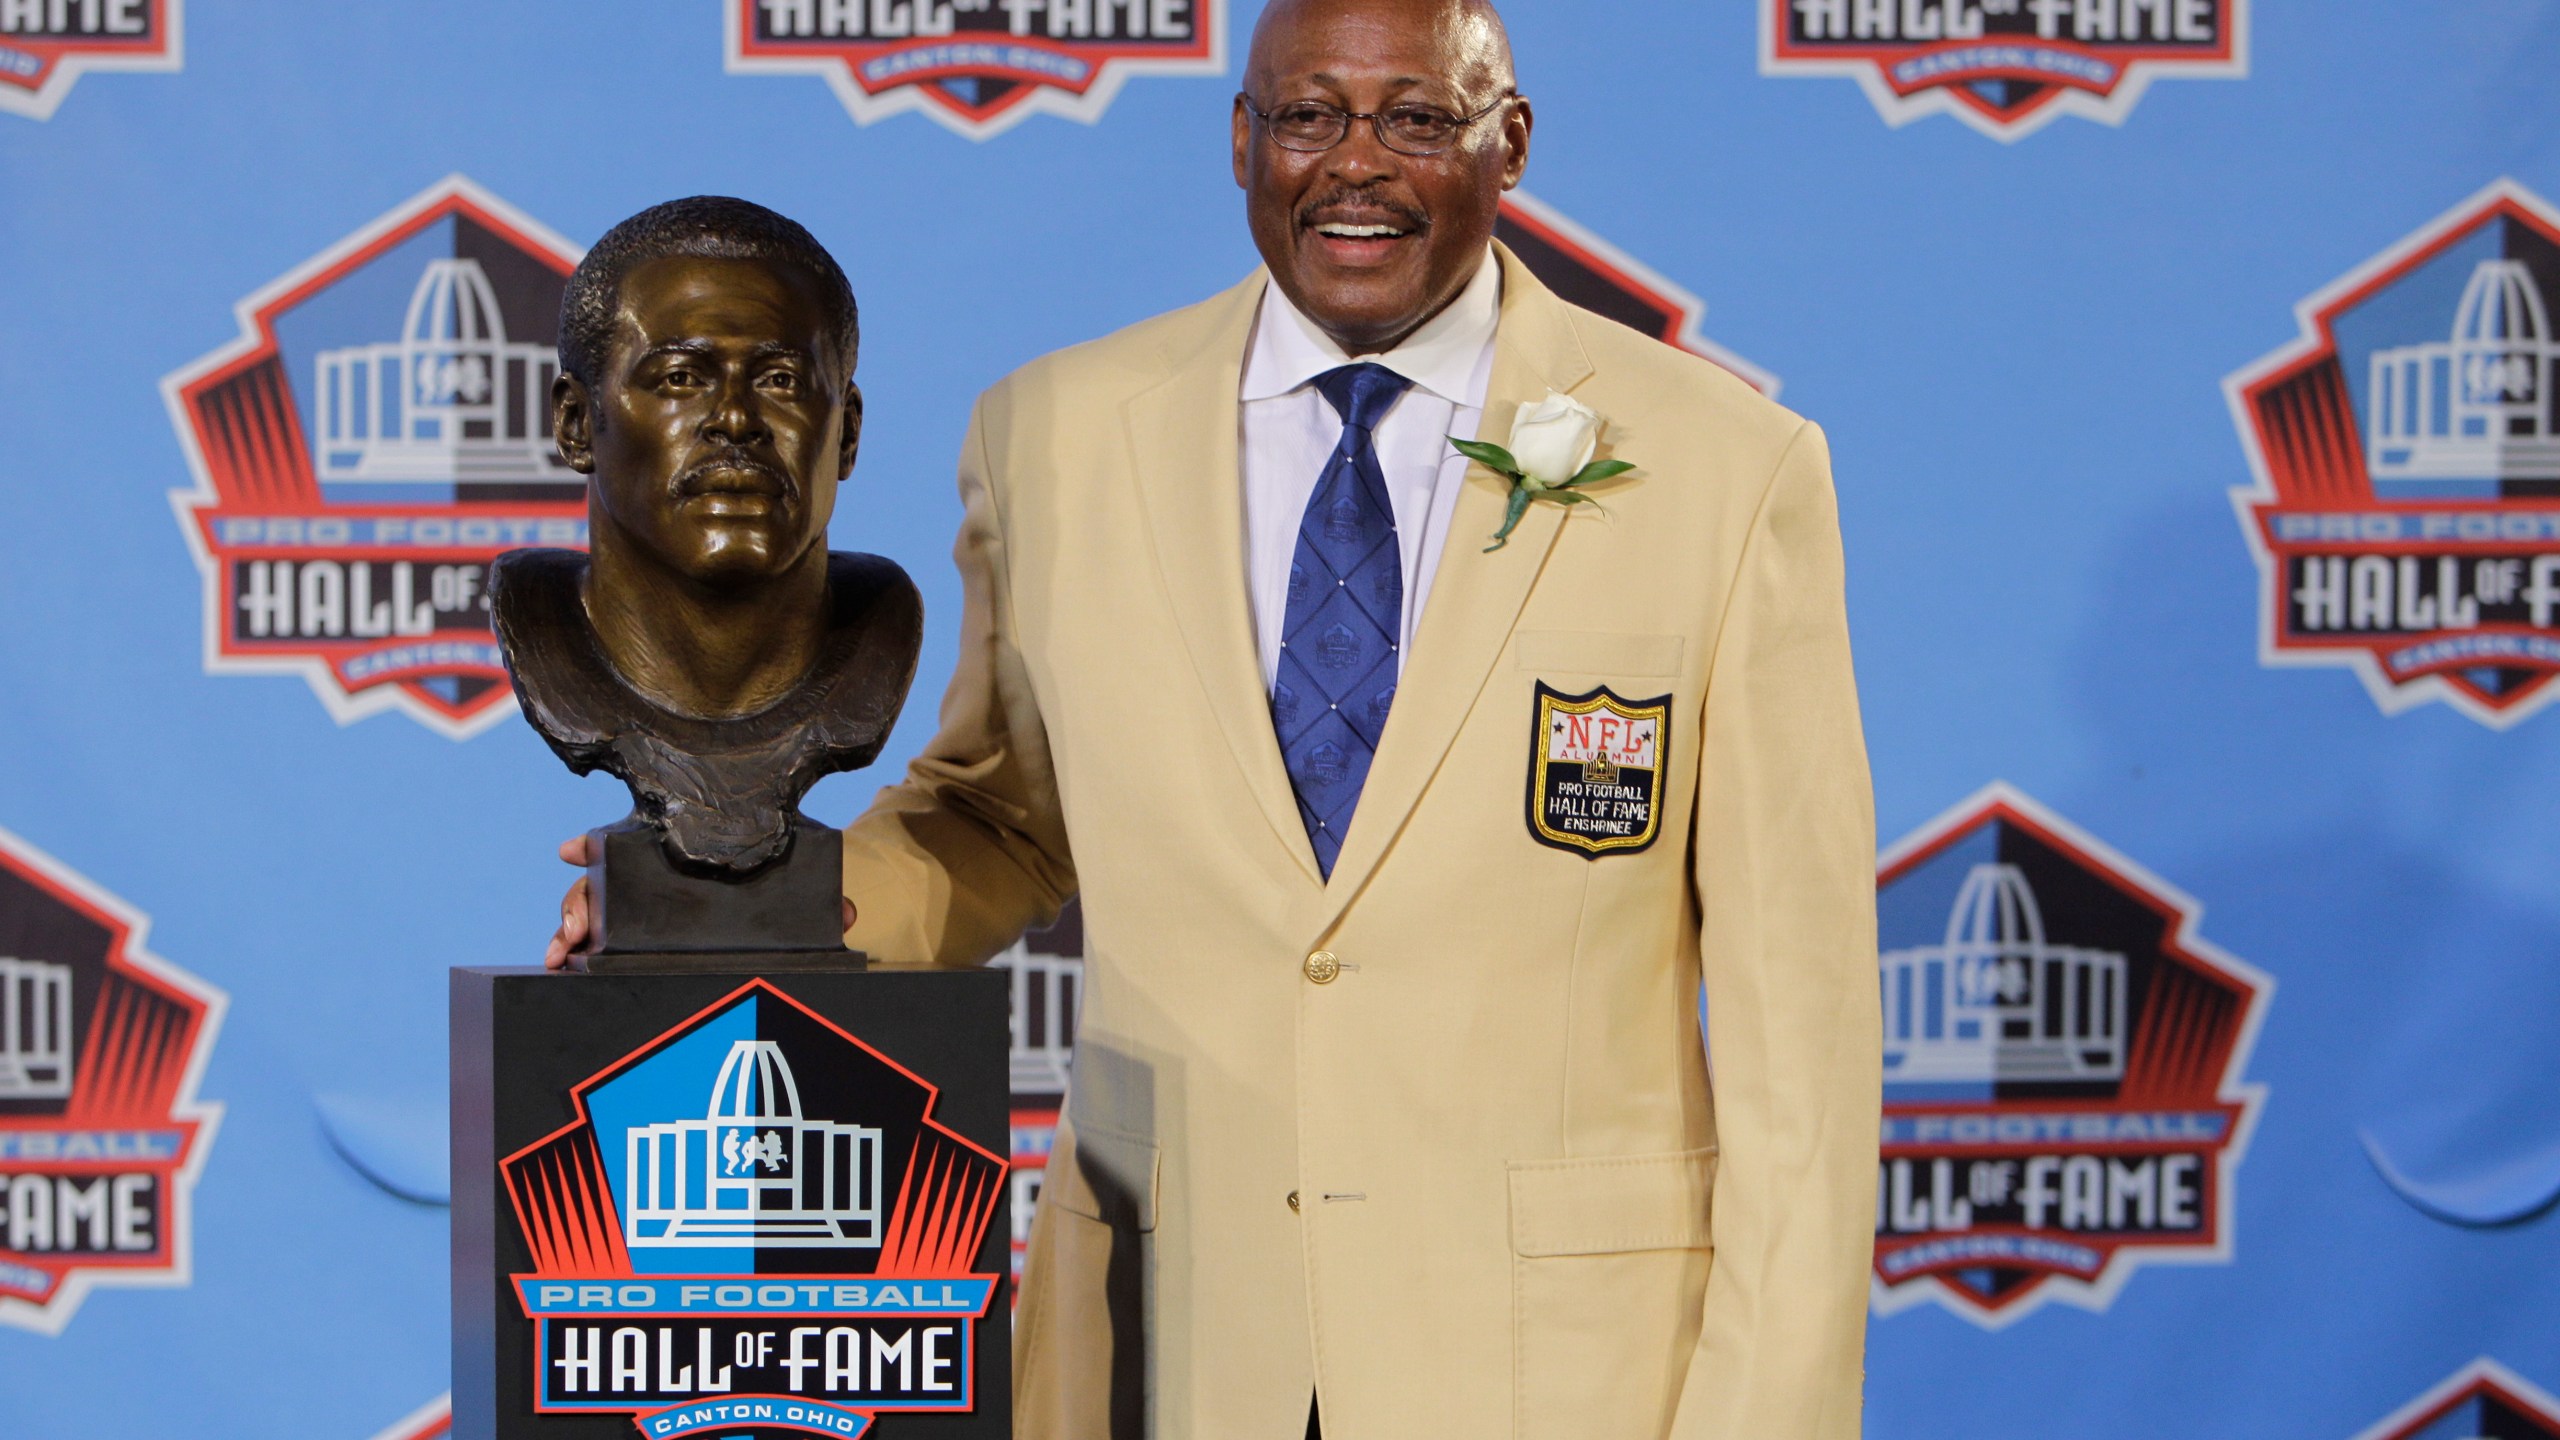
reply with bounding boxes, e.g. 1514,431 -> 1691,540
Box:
452,967 -> 1011,1440
584,817 -> 851,963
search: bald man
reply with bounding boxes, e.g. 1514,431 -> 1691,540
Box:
552,1 -> 1879,1435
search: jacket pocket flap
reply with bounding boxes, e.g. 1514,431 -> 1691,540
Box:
1508,1148 -> 1716,1257
1050,1123 -> 1160,1233
1512,630 -> 1685,677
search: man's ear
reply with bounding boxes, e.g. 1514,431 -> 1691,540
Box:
1500,95 -> 1534,190
553,374 -> 596,474
1232,93 -> 1253,189
837,380 -> 863,483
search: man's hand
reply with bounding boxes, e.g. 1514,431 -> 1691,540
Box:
542,833 -> 857,971
544,834 -> 594,972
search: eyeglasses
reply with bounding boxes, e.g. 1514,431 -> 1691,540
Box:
1241,92 -> 1515,156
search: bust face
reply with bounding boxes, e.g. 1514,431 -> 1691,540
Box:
568,255 -> 856,589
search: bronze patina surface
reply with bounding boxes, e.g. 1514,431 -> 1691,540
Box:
492,197 -> 917,955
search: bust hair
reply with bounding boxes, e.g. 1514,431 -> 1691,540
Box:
557,196 -> 860,390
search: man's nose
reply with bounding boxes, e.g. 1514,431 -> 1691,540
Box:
1325,116 -> 1401,184
701,368 -> 769,444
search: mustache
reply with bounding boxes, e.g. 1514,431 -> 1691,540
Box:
674,446 -> 794,498
1296,187 -> 1429,231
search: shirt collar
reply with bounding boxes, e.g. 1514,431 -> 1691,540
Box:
1240,246 -> 1502,406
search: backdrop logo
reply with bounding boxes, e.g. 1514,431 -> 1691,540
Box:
990,902 -> 1081,1289
0,822 -> 224,1336
163,176 -> 587,739
1759,0 -> 2246,142
2227,180 -> 2560,729
0,0 -> 179,121
502,980 -> 1005,1437
2350,1359 -> 2560,1440
1871,784 -> 2269,1328
724,0 -> 1225,141
1496,190 -> 1778,397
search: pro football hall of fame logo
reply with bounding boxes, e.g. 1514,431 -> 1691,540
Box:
163,176 -> 587,739
1760,0 -> 2246,141
0,822 -> 224,1335
2229,179 -> 2560,728
1871,784 -> 2270,1327
2350,1359 -> 2560,1440
0,0 -> 179,121
724,0 -> 1225,141
501,980 -> 1006,1437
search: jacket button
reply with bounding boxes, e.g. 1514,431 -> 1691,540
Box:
1287,1190 -> 1301,1212
1303,950 -> 1341,984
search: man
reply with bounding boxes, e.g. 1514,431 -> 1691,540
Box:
555,3 -> 1878,1436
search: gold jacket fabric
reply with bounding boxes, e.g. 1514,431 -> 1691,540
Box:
842,247 -> 1881,1440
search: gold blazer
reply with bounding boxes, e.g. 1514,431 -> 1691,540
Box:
844,246 -> 1881,1440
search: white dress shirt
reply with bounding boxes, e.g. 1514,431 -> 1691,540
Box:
1239,248 -> 1502,689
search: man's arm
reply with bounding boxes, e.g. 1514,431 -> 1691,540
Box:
1670,420 -> 1881,1440
840,392 -> 1076,968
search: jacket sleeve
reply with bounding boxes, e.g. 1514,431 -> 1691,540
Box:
841,391 -> 1077,968
1669,420 -> 1881,1440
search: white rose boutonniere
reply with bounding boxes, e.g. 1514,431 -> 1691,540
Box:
1450,390 -> 1636,551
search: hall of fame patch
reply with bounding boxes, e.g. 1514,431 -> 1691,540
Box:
1526,683 -> 1668,857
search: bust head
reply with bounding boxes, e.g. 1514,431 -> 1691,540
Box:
494,199 -> 921,888
550,197 -> 864,716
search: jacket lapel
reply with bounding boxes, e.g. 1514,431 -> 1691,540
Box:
1300,250 -> 1597,932
1122,273 -> 1327,886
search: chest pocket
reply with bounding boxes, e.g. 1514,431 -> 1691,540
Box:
1512,630 -> 1684,678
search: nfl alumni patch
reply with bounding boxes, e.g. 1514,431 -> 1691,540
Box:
1528,683 -> 1669,856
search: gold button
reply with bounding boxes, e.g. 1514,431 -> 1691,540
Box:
1303,950 -> 1341,984
1286,1190 -> 1301,1212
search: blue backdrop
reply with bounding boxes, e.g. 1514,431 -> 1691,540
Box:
2,2 -> 2557,1437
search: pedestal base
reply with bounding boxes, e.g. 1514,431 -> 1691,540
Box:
452,966 -> 1011,1440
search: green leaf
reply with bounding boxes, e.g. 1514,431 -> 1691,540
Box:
1548,490 -> 1609,518
1450,437 -> 1521,475
1483,487 -> 1534,551
1563,458 -> 1637,488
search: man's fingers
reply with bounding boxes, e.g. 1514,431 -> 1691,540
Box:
544,875 -> 591,972
557,834 -> 591,866
841,898 -> 856,933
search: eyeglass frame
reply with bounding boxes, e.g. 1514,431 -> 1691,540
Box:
1238,90 -> 1519,156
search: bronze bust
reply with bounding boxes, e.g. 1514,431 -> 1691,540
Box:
492,197 -> 919,961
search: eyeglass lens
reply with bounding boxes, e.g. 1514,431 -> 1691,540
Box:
1264,101 -> 1469,154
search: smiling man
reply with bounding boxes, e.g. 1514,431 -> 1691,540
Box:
552,5 -> 1880,1437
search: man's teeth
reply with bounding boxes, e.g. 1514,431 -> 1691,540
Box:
1317,223 -> 1406,238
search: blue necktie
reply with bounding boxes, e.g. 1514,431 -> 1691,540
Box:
1272,362 -> 1413,878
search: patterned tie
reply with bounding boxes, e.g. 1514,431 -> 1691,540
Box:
1271,362 -> 1413,878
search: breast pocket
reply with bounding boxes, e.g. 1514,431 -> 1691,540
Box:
1511,630 -> 1685,678
1507,1147 -> 1716,1440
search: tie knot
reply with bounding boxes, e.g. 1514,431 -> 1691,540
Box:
1313,362 -> 1412,435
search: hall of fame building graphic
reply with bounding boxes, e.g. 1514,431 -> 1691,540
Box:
501,980 -> 1005,1437
2350,1359 -> 2560,1440
1871,784 -> 2269,1328
0,0 -> 179,121
724,0 -> 1225,141
1760,0 -> 2246,142
991,901 -> 1083,1286
0,822 -> 224,1336
2229,179 -> 2560,728
163,175 -> 587,739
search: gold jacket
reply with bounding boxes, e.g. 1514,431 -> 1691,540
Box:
844,247 -> 1881,1439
